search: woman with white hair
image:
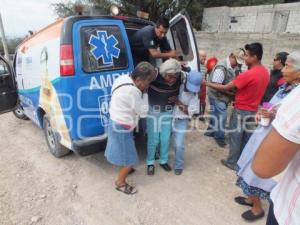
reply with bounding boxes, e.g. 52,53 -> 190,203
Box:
146,58 -> 182,175
234,51 -> 300,222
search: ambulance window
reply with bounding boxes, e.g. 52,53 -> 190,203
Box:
170,18 -> 194,61
81,25 -> 128,73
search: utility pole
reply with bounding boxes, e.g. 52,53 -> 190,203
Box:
0,12 -> 10,62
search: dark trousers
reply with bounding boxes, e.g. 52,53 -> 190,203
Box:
266,203 -> 279,225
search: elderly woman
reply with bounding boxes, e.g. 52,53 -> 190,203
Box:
105,62 -> 157,195
146,58 -> 182,175
234,51 -> 300,221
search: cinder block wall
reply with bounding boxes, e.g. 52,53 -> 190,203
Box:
195,31 -> 300,68
202,2 -> 300,34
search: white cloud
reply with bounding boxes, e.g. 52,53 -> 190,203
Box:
0,0 -> 62,38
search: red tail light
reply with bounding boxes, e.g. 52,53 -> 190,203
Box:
60,45 -> 74,76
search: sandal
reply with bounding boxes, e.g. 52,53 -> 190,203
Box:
242,209 -> 265,221
115,182 -> 137,195
234,196 -> 254,207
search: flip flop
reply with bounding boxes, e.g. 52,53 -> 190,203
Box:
234,196 -> 254,207
115,182 -> 137,195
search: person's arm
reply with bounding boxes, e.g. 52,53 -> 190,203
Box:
133,91 -> 149,118
252,128 -> 300,178
148,48 -> 177,59
142,35 -> 177,59
205,80 -> 236,92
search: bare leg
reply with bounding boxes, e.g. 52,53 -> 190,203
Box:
116,166 -> 132,186
249,196 -> 264,215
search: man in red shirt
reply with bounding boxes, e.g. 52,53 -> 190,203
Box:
205,42 -> 270,170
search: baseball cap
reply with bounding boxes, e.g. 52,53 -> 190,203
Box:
186,71 -> 202,93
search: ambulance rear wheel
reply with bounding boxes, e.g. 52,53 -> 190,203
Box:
13,103 -> 29,120
43,115 -> 70,158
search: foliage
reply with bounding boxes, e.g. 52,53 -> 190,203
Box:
51,0 -> 286,30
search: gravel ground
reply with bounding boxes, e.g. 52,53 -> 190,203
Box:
0,113 -> 267,225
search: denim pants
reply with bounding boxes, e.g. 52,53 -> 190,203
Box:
226,108 -> 256,167
172,118 -> 189,170
146,108 -> 173,165
206,97 -> 228,140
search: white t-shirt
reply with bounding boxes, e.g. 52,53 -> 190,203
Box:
109,75 -> 148,128
270,85 -> 300,225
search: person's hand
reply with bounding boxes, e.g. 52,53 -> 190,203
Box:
202,80 -> 207,86
168,96 -> 179,104
169,50 -> 179,58
261,108 -> 276,119
255,112 -> 262,124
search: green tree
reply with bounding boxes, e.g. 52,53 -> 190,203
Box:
0,37 -> 24,55
51,0 -> 285,30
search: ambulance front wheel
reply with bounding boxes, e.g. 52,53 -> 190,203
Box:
43,115 -> 70,158
13,102 -> 29,120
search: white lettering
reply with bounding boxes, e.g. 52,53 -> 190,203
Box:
89,72 -> 129,90
89,77 -> 101,90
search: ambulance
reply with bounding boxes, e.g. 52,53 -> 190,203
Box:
0,10 -> 200,157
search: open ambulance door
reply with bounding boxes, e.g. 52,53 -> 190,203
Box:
167,10 -> 200,72
0,55 -> 18,115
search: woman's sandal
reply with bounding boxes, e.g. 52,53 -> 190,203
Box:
234,196 -> 254,207
115,182 -> 138,195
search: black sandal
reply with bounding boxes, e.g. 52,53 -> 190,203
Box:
115,182 -> 137,195
234,196 -> 254,207
242,209 -> 265,221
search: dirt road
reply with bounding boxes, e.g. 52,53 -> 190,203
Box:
0,113 -> 267,225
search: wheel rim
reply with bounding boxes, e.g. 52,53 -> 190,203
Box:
15,107 -> 24,116
46,122 -> 56,149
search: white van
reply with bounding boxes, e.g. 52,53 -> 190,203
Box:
0,10 -> 200,157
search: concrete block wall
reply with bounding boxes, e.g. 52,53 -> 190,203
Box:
202,2 -> 300,33
196,31 -> 300,68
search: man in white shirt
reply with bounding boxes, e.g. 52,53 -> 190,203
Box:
252,51 -> 300,225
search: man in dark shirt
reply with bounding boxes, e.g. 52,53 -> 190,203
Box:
261,52 -> 289,103
131,17 -> 178,66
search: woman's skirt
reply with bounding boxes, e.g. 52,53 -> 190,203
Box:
105,120 -> 139,166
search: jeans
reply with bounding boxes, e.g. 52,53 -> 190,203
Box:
206,97 -> 228,140
226,108 -> 256,167
266,203 -> 279,225
146,108 -> 173,165
172,118 -> 189,170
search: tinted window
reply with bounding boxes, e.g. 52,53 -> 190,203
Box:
170,18 -> 194,61
81,25 -> 128,73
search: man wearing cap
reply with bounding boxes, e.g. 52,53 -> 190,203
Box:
146,58 -> 182,175
130,17 -> 178,66
261,52 -> 289,103
170,70 -> 202,175
205,49 -> 245,147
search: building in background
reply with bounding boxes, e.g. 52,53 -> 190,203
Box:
202,2 -> 300,33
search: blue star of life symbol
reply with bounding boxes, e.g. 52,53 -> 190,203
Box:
89,31 -> 120,65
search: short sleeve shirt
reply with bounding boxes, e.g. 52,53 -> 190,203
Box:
130,25 -> 171,65
270,85 -> 300,225
233,65 -> 270,111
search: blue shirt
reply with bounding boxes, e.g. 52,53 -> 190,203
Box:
130,25 -> 171,66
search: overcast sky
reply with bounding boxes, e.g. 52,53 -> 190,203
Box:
0,0 -> 63,38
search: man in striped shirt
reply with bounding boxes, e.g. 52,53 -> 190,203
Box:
252,51 -> 300,225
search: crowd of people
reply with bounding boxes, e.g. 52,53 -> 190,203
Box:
104,16 -> 300,225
